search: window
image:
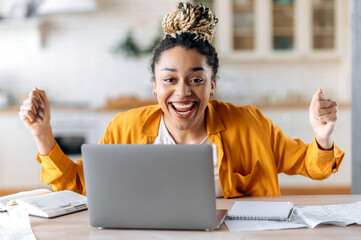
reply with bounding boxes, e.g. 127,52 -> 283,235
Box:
233,0 -> 255,50
272,0 -> 295,50
312,0 -> 335,50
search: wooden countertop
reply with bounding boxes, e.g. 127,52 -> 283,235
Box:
29,195 -> 361,240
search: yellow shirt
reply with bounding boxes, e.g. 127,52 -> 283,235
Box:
36,100 -> 344,198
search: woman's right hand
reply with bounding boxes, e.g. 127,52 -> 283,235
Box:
19,87 -> 50,135
19,87 -> 55,155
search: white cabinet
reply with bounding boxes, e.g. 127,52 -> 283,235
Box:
96,111 -> 121,141
0,112 -> 44,189
212,0 -> 347,61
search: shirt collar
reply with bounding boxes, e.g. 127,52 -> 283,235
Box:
141,105 -> 163,137
206,100 -> 226,134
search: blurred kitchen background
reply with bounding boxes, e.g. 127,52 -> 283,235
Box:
0,0 -> 351,195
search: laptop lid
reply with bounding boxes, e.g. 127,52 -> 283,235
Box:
81,144 -> 226,230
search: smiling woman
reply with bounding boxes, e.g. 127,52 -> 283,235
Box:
19,2 -> 344,198
153,47 -> 215,144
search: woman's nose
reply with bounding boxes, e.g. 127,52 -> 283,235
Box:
175,81 -> 191,96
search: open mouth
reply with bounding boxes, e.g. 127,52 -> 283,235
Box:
169,101 -> 197,118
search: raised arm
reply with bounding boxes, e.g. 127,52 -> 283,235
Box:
19,87 -> 86,194
19,87 -> 56,155
267,89 -> 343,179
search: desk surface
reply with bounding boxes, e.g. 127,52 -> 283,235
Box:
30,195 -> 361,240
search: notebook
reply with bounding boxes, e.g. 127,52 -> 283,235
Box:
81,144 -> 228,230
227,201 -> 294,221
0,189 -> 87,218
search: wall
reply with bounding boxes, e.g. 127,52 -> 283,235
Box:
216,61 -> 344,106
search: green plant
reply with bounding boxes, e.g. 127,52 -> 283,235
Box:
113,30 -> 162,58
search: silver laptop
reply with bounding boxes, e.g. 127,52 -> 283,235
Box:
81,144 -> 227,230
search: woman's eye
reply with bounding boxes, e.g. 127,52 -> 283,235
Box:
164,78 -> 174,82
191,78 -> 204,83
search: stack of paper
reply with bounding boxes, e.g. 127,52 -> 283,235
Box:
225,201 -> 361,232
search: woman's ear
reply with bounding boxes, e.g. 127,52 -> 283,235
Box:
153,77 -> 157,96
210,79 -> 216,95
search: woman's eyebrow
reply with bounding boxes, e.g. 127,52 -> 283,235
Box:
161,67 -> 204,72
191,67 -> 204,72
161,67 -> 176,72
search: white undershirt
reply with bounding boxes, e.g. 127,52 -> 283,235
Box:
153,115 -> 223,198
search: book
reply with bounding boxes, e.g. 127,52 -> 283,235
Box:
227,201 -> 294,221
0,189 -> 87,218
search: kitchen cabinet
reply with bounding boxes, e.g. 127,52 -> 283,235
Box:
232,0 -> 255,50
96,110 -> 121,141
312,0 -> 336,50
0,112 -> 43,189
213,0 -> 346,61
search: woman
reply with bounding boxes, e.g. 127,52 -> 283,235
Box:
19,2 -> 343,198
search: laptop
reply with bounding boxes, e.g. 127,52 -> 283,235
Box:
81,144 -> 227,230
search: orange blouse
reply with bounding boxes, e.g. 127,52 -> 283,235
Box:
36,100 -> 344,198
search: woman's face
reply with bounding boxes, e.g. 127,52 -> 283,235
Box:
153,46 -> 215,132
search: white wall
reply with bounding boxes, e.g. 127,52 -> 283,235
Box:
216,61 -> 343,105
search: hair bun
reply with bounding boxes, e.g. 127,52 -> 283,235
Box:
162,2 -> 218,42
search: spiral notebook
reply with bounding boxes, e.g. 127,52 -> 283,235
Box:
227,201 -> 294,221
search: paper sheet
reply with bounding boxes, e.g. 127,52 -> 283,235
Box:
293,201 -> 361,228
225,201 -> 361,232
0,207 -> 36,240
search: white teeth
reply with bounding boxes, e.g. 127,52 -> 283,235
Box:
177,109 -> 191,115
172,102 -> 194,109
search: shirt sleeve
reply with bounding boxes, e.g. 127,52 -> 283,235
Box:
35,115 -> 118,195
36,143 -> 85,195
270,122 -> 344,180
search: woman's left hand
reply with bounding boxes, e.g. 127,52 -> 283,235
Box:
309,88 -> 338,150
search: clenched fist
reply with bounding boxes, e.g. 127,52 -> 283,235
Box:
309,88 -> 338,150
19,87 -> 55,155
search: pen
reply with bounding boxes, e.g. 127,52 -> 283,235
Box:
287,207 -> 295,222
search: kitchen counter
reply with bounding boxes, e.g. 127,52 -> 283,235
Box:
0,105 -> 97,113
